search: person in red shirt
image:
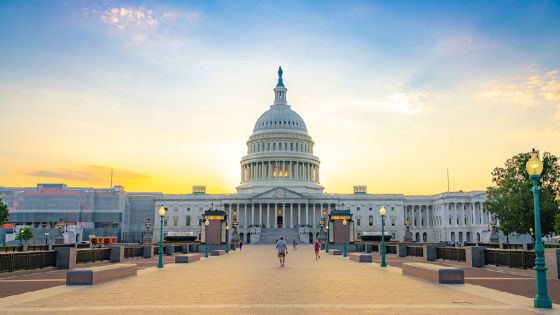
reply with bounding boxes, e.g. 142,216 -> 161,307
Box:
314,240 -> 320,259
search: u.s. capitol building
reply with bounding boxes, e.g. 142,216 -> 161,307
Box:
0,68 -> 494,244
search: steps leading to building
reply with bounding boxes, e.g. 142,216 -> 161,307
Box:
257,228 -> 300,244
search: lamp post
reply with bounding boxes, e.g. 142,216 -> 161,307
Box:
526,150 -> 552,309
530,228 -> 534,245
45,232 -> 49,245
343,219 -> 347,257
205,219 -> 209,258
380,206 -> 387,267
157,206 -> 165,268
325,224 -> 329,253
18,228 -> 23,245
226,224 -> 229,253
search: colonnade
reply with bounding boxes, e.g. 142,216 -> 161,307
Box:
240,161 -> 319,183
223,202 -> 335,228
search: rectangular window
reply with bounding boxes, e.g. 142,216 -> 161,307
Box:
421,219 -> 424,226
449,218 -> 452,225
199,207 -> 203,212
296,143 -> 298,151
391,207 -> 395,211
457,218 -> 459,224
199,219 -> 202,226
291,143 -> 293,151
369,216 -> 373,226
391,218 -> 395,226
357,207 -> 360,211
285,143 -> 287,150
357,219 -> 360,226
164,207 -> 168,212
279,143 -> 281,150
174,219 -> 178,226
164,219 -> 168,227
186,217 -> 191,226
174,207 -> 178,212
268,143 -> 270,151
414,219 -> 417,225
273,143 -> 276,150
392,232 -> 396,239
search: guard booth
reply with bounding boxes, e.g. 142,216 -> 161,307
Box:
201,210 -> 228,245
328,210 -> 354,244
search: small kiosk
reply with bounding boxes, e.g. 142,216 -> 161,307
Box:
327,210 -> 354,245
201,210 -> 228,246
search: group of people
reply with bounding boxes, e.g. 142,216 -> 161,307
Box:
447,241 -> 462,247
275,237 -> 322,267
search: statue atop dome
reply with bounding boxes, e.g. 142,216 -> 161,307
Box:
278,66 -> 283,79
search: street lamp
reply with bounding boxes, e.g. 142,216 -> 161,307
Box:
530,228 -> 534,245
325,225 -> 329,253
380,206 -> 387,267
205,219 -> 210,258
526,149 -> 552,309
157,206 -> 165,268
45,232 -> 49,245
343,219 -> 347,257
226,224 -> 229,253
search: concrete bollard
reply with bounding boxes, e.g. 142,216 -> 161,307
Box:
181,244 -> 190,254
55,247 -> 77,269
110,246 -> 124,263
465,246 -> 486,268
165,245 -> 174,256
142,245 -> 154,258
396,244 -> 408,257
366,244 -> 373,253
545,248 -> 559,280
422,244 -> 443,262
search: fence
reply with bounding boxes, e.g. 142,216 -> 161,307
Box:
76,249 -> 111,264
503,244 -> 524,250
386,245 -> 397,254
484,249 -> 536,269
0,246 -> 22,253
0,251 -> 57,273
478,242 -> 500,249
124,247 -> 144,259
28,245 -> 49,251
407,246 -> 423,257
436,247 -> 466,262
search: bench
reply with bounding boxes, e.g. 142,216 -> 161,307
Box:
66,264 -> 137,285
330,250 -> 343,256
402,262 -> 464,284
349,253 -> 372,263
175,254 -> 201,263
210,250 -> 226,256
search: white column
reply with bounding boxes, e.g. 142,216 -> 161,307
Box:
290,203 -> 293,228
274,204 -> 277,228
244,204 -> 247,228
259,204 -> 262,227
461,203 -> 465,227
251,204 -> 255,226
313,203 -> 316,228
305,203 -> 308,226
288,161 -> 291,179
298,204 -> 301,227
267,204 -> 270,227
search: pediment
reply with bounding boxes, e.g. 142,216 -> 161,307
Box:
253,187 -> 305,199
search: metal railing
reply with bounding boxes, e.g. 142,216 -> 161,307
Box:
76,249 -> 111,264
478,242 -> 500,249
436,247 -> 466,262
174,245 -> 182,253
0,246 -> 22,253
484,249 -> 536,269
124,247 -> 144,259
503,244 -> 524,250
28,245 -> 49,251
372,244 -> 379,252
386,245 -> 397,254
407,246 -> 423,257
0,251 -> 57,273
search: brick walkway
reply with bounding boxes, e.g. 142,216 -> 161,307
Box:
0,245 -> 558,314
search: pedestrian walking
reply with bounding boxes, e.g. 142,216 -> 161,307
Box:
276,236 -> 288,267
293,239 -> 297,250
314,240 -> 320,259
239,241 -> 243,251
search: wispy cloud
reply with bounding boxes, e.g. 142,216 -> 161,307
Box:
477,71 -> 560,109
375,92 -> 429,114
25,165 -> 151,184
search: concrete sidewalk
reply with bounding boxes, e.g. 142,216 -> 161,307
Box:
0,245 -> 557,314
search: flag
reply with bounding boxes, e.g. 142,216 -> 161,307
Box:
274,162 -> 280,171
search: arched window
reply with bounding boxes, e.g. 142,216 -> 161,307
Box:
369,216 -> 373,226
285,143 -> 287,150
268,143 -> 270,151
279,142 -> 281,150
291,143 -> 293,151
186,216 -> 191,226
296,143 -> 299,151
273,143 -> 276,150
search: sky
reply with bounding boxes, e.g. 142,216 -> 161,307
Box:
1,0 -> 559,195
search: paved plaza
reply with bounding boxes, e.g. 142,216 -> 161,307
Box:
0,245 -> 559,314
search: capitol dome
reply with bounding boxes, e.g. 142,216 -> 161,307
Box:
236,67 -> 324,195
253,106 -> 307,133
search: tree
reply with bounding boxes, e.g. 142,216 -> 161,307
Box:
554,215 -> 560,236
484,150 -> 560,238
0,193 -> 8,227
16,227 -> 34,244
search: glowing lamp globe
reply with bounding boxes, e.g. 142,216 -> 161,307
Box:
379,206 -> 386,216
526,152 -> 543,176
343,219 -> 347,226
205,219 -> 209,226
158,206 -> 165,217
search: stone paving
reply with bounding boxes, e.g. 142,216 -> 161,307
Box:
0,245 -> 558,314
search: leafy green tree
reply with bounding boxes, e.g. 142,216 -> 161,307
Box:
0,194 -> 9,226
16,227 -> 34,244
484,150 -> 560,238
554,215 -> 560,236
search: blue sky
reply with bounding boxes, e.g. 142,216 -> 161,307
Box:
1,0 -> 559,194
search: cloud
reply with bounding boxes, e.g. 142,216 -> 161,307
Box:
477,71 -> 560,108
523,127 -> 560,137
25,165 -> 151,184
374,92 -> 428,114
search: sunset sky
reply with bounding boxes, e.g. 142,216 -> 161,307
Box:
1,1 -> 559,195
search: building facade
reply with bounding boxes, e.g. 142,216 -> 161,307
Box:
1,68 -> 497,244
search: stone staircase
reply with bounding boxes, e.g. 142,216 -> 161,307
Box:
257,227 -> 300,244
